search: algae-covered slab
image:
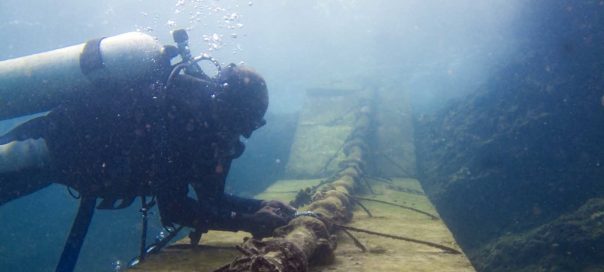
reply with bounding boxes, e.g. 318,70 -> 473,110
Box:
285,125 -> 351,178
132,178 -> 475,271
311,178 -> 475,272
129,179 -> 322,272
285,88 -> 364,178
372,89 -> 417,178
129,231 -> 250,271
255,178 -> 322,202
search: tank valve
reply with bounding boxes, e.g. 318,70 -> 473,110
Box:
172,29 -> 203,77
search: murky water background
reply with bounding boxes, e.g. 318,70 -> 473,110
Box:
1,1 -> 601,271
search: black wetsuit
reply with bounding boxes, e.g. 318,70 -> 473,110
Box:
0,74 -> 262,231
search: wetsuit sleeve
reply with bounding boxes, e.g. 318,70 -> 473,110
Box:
157,138 -> 263,231
222,193 -> 263,214
157,161 -> 263,231
191,157 -> 263,215
156,184 -> 249,232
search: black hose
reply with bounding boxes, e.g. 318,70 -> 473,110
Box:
139,196 -> 150,262
55,196 -> 97,272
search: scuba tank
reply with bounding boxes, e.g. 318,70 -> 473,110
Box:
0,29 -> 223,176
0,32 -> 165,120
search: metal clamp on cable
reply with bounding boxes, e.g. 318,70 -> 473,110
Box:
291,211 -> 321,220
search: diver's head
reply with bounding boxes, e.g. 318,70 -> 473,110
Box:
212,64 -> 268,138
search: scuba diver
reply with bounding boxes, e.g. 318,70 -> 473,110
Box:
0,30 -> 294,271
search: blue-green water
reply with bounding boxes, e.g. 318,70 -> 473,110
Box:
1,1 -> 602,271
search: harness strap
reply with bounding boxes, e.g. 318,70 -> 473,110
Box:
138,196 -> 156,262
55,196 -> 97,272
79,38 -> 106,76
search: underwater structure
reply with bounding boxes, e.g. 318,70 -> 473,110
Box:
0,28 -> 475,272
414,1 -> 604,271
131,86 -> 475,271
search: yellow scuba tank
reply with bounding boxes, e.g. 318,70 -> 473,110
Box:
0,32 -> 164,120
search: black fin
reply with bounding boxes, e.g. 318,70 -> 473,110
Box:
0,116 -> 49,145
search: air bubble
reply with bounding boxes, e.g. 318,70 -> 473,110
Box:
112,260 -> 122,272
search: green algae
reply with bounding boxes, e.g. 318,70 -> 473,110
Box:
285,125 -> 352,178
255,179 -> 322,203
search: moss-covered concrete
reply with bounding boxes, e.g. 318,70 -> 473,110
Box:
311,178 -> 473,272
371,89 -> 417,178
255,179 -> 322,203
285,125 -> 351,178
131,178 -> 474,272
129,230 -> 250,271
285,88 -> 362,178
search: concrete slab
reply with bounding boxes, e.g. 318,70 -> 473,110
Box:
310,177 -> 474,272
285,89 -> 363,178
130,178 -> 475,271
372,89 -> 417,178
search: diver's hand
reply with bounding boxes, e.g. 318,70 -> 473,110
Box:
240,205 -> 289,238
260,200 -> 296,218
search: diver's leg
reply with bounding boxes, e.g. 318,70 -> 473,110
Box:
0,138 -> 50,173
0,139 -> 52,206
0,168 -> 52,206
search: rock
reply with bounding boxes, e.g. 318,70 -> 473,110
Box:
474,198 -> 604,272
414,1 -> 604,270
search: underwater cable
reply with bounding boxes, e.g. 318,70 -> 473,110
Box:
354,196 -> 439,220
335,224 -> 461,255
